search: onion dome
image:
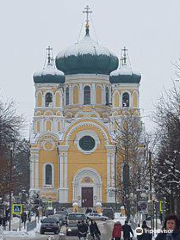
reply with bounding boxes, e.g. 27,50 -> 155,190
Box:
33,46 -> 65,84
110,47 -> 141,84
56,26 -> 118,75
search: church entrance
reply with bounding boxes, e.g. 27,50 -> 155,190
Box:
81,187 -> 93,207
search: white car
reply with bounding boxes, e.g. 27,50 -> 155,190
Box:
86,213 -> 108,221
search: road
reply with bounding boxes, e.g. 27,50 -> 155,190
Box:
4,220 -> 114,240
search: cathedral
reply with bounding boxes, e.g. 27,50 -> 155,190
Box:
29,6 -> 141,207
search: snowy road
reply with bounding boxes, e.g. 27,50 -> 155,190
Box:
3,220 -> 114,240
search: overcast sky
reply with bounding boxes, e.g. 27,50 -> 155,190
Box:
0,0 -> 180,138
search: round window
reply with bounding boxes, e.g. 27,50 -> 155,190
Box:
79,136 -> 95,151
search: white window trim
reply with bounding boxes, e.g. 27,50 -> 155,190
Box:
75,130 -> 100,154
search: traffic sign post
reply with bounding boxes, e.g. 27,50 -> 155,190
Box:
12,204 -> 23,216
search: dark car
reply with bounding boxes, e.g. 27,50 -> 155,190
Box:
66,213 -> 87,236
45,209 -> 54,217
86,212 -> 108,221
102,208 -> 114,220
40,217 -> 60,234
49,213 -> 67,226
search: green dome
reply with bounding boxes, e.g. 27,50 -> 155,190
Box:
56,32 -> 119,75
110,65 -> 141,84
33,64 -> 65,84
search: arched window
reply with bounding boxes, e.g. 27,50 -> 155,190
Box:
45,164 -> 52,185
106,87 -> 109,105
122,92 -> 130,107
66,87 -> 69,105
45,93 -> 53,107
84,86 -> 91,105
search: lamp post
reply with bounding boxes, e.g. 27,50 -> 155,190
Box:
9,146 -> 13,231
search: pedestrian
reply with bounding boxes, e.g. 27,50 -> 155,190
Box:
112,221 -> 122,240
28,210 -> 31,222
90,220 -> 101,240
77,220 -> 88,240
139,221 -> 152,240
122,220 -> 134,240
21,211 -> 27,228
155,214 -> 180,240
2,216 -> 6,230
36,208 -> 40,222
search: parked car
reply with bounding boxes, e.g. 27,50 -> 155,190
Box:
86,212 -> 108,221
48,213 -> 67,226
102,208 -> 114,220
40,217 -> 60,234
45,208 -> 54,217
66,213 -> 87,236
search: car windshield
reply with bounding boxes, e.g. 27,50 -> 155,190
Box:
42,218 -> 57,223
68,214 -> 85,220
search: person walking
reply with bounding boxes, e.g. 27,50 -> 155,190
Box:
77,220 -> 89,240
21,211 -> 27,229
155,215 -> 180,240
90,220 -> 101,240
139,221 -> 152,240
122,220 -> 134,240
112,221 -> 122,240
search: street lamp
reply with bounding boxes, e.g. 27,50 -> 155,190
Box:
9,145 -> 13,231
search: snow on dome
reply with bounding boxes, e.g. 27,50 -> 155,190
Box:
56,33 -> 119,75
110,65 -> 141,84
33,64 -> 65,84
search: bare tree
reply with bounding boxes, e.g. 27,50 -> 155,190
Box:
113,112 -> 146,217
153,82 -> 180,214
0,99 -> 29,197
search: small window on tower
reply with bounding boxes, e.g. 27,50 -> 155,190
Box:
45,93 -> 53,107
84,86 -> 91,105
106,87 -> 109,105
66,87 -> 69,105
45,164 -> 52,185
122,92 -> 130,107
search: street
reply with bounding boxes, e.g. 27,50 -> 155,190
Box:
4,220 -> 114,240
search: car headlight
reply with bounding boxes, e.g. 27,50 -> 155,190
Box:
67,229 -> 72,232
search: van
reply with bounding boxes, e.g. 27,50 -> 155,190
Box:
102,208 -> 114,220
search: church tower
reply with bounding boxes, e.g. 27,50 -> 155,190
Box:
30,6 -> 141,208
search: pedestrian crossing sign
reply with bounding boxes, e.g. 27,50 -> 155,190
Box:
12,204 -> 23,215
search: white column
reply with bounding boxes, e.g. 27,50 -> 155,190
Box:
79,83 -> 83,104
35,153 -> 39,190
107,152 -> 111,188
111,152 -> 115,188
102,85 -> 105,104
64,152 -> 68,187
70,84 -> 73,105
59,153 -> 64,188
58,145 -> 69,203
30,154 -> 35,189
92,83 -> 96,104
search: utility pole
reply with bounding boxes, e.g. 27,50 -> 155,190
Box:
149,150 -> 153,231
9,146 -> 13,231
114,144 -> 117,211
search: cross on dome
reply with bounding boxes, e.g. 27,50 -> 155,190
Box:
46,46 -> 53,65
83,5 -> 92,35
121,46 -> 128,66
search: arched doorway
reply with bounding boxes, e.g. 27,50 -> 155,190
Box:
72,168 -> 102,207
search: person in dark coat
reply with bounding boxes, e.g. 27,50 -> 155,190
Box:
90,220 -> 101,240
139,221 -> 152,240
155,215 -> 180,240
122,220 -> 134,240
21,211 -> 27,228
112,221 -> 122,240
77,220 -> 89,240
